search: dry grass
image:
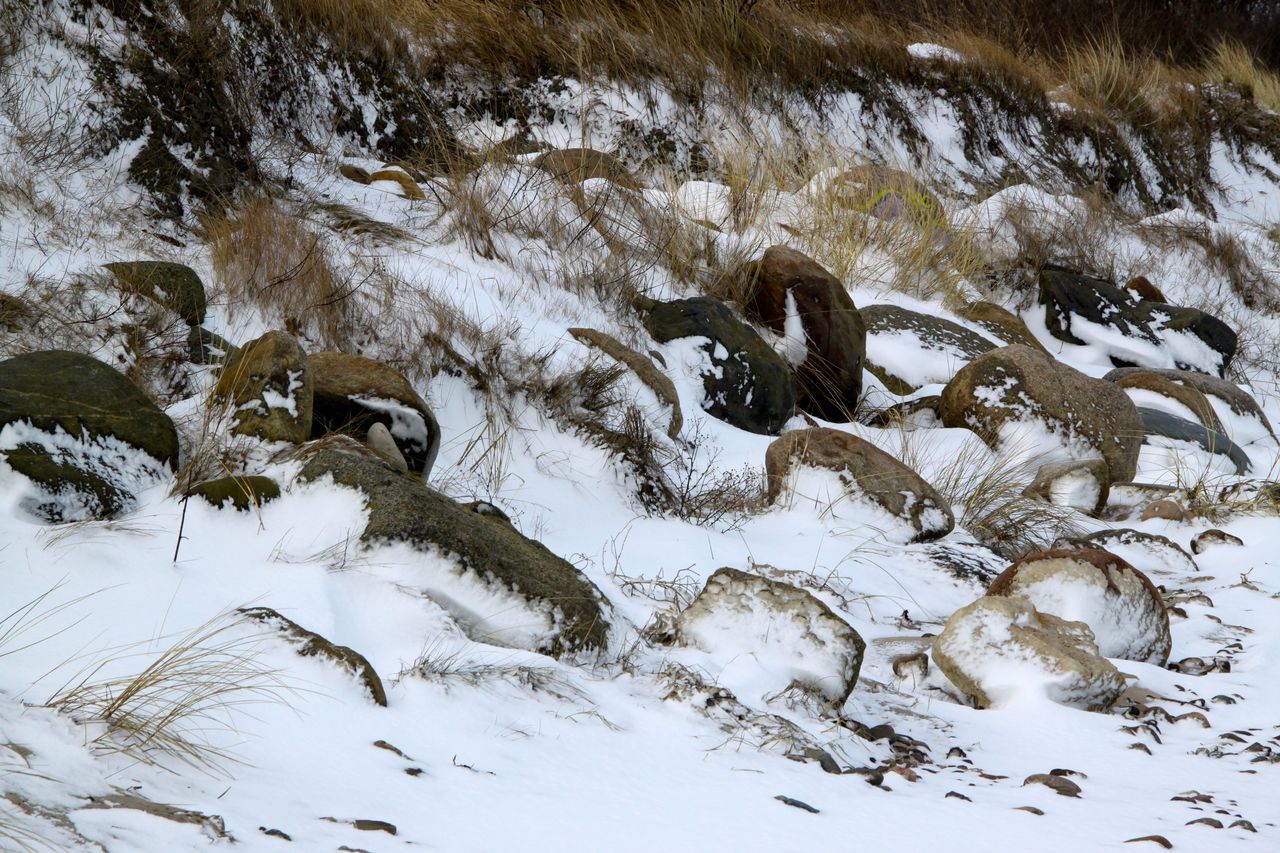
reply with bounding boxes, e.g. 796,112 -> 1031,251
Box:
1203,40 -> 1280,114
205,196 -> 354,346
44,611 -> 290,777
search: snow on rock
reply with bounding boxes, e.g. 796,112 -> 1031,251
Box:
1079,528 -> 1200,579
668,568 -> 865,705
765,427 -> 954,543
932,595 -> 1126,710
1022,458 -> 1109,516
987,548 -> 1171,664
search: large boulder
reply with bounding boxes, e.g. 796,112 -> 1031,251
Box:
932,596 -> 1126,710
740,246 -> 866,422
860,304 -> 998,394
1105,367 -> 1275,445
986,548 -> 1171,664
764,427 -> 953,542
1038,266 -> 1236,376
308,352 -> 440,477
940,345 -> 1144,482
297,448 -> 608,655
104,261 -> 207,326
214,331 -> 313,444
644,297 -> 794,435
1136,407 -> 1250,475
0,351 -> 178,522
670,568 -> 865,705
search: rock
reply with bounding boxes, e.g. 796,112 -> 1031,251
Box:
986,548 -> 1171,664
764,427 -> 954,542
1190,528 -> 1243,554
0,350 -> 180,466
932,596 -> 1126,710
955,301 -> 1048,352
297,449 -> 608,655
186,326 -> 239,365
1139,499 -> 1185,522
104,260 -> 207,326
672,568 -> 865,704
940,345 -> 1144,482
865,395 -> 942,429
860,304 -> 998,394
214,331 -> 313,444
1038,266 -> 1236,375
2,444 -> 138,522
189,475 -> 281,511
366,422 -> 408,473
569,327 -> 682,439
367,169 -> 425,199
533,148 -> 640,190
339,164 -> 372,184
308,351 -> 439,476
739,246 -> 866,421
1105,367 -> 1275,443
644,297 -> 794,435
1080,528 -> 1199,577
239,607 -> 386,706
1022,458 -> 1110,516
1023,774 -> 1082,797
1124,275 -> 1166,303
1136,407 -> 1250,475
1113,371 -> 1225,433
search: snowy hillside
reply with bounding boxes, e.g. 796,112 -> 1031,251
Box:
2,1 -> 1280,850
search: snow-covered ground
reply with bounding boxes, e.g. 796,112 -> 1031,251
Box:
3,16 -> 1280,851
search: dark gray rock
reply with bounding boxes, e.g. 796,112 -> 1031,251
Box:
1136,406 -> 1250,474
644,297 -> 795,435
187,326 -> 239,365
861,304 -> 998,394
297,449 -> 608,655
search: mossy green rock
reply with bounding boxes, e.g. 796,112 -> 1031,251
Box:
297,450 -> 608,655
239,607 -> 386,706
644,297 -> 795,435
3,444 -> 131,522
104,261 -> 207,326
0,350 -> 179,466
214,331 -> 313,444
189,475 -> 281,511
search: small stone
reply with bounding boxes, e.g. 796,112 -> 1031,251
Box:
1140,500 -> 1185,522
339,164 -> 371,184
1124,835 -> 1172,848
1024,773 -> 1082,797
774,795 -> 819,814
352,820 -> 397,834
366,423 -> 408,473
1191,529 -> 1244,554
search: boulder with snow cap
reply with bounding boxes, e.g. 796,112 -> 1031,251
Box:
1022,458 -> 1109,516
297,447 -> 609,656
1038,266 -> 1236,376
672,568 -> 865,705
214,331 -> 313,444
643,297 -> 794,435
1105,367 -> 1275,444
986,548 -> 1171,664
939,344 -> 1144,482
860,304 -> 999,394
308,351 -> 440,477
932,595 -> 1126,711
956,301 -> 1047,353
1136,407 -> 1250,475
1079,528 -> 1199,578
0,350 -> 179,521
764,427 -> 954,542
739,246 -> 866,422
1112,371 -> 1225,434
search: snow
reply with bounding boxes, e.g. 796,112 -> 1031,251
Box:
4,8 -> 1280,849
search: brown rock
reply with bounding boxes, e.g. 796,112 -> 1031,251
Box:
368,169 -> 425,200
308,351 -> 440,476
1139,499 -> 1185,522
741,246 -> 866,421
1190,528 -> 1244,553
1124,275 -> 1166,303
1113,371 -> 1225,433
956,301 -> 1048,353
214,330 -> 313,444
1105,367 -> 1275,439
940,345 -> 1144,482
240,607 -> 387,706
765,427 -> 953,542
987,548 -> 1171,664
339,164 -> 372,184
1022,458 -> 1110,516
569,327 -> 682,439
